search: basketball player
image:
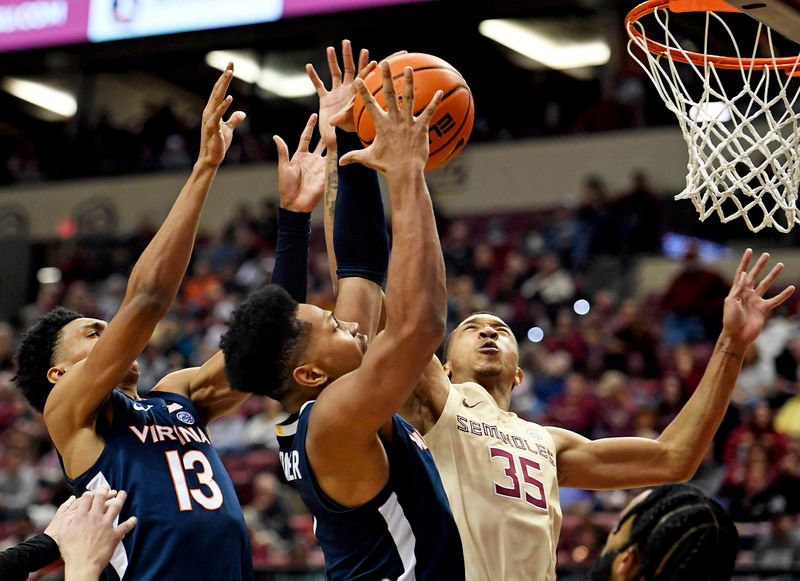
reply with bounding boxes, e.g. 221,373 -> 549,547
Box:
589,483 -> 739,581
221,62 -> 466,579
12,66 -> 255,581
309,43 -> 794,581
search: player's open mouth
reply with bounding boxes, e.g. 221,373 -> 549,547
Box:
478,342 -> 499,354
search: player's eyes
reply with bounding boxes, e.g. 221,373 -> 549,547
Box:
497,328 -> 510,335
88,331 -> 99,337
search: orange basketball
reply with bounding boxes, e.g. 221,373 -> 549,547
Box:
353,52 -> 474,170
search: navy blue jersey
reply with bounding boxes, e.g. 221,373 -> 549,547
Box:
277,401 -> 465,580
62,390 -> 253,581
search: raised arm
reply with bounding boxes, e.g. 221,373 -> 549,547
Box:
306,63 -> 446,504
161,114 -> 327,423
550,250 -> 795,490
308,40 -> 385,339
45,65 -> 245,471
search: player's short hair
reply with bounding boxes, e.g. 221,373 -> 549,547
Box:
221,285 -> 311,401
14,307 -> 83,413
442,311 -> 505,360
617,484 -> 738,581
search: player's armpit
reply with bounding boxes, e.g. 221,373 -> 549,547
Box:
188,351 -> 249,424
548,427 -> 685,490
400,356 -> 449,434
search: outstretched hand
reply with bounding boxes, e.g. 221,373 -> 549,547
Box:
722,249 -> 795,347
306,40 -> 376,146
274,113 -> 327,213
198,63 -> 247,168
59,488 -> 137,580
339,61 -> 442,175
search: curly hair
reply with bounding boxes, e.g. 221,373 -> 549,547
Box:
220,285 -> 310,401
626,484 -> 739,581
14,307 -> 83,413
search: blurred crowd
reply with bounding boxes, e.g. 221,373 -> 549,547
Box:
0,66 -> 668,187
0,173 -> 798,578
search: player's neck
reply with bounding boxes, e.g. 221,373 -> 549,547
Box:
453,371 -> 514,411
119,385 -> 139,400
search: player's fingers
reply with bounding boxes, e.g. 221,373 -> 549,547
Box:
357,48 -> 370,75
418,89 -> 444,126
727,271 -> 747,299
766,285 -> 796,310
329,96 -> 356,126
55,495 -> 77,516
116,516 -> 137,539
755,261 -> 783,296
88,488 -> 109,514
273,135 -> 290,166
313,138 -> 326,156
746,252 -> 770,287
353,78 -> 385,124
206,64 -> 234,112
402,67 -> 414,116
104,490 -> 128,521
210,95 -> 233,125
224,111 -> 247,130
306,63 -> 326,96
342,39 -> 356,83
357,60 -> 377,81
733,248 -> 753,283
296,113 -> 318,155
327,46 -> 343,88
379,61 -> 399,116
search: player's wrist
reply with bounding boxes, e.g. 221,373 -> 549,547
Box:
716,331 -> 749,359
64,560 -> 104,581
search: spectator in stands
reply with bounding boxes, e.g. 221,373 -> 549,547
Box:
521,253 -> 575,319
734,345 -> 776,407
616,170 -> 663,257
443,220 -> 474,277
594,370 -> 637,438
723,401 -> 788,485
243,472 -> 299,560
660,243 -> 729,344
0,449 -> 38,519
755,514 -> 800,572
545,371 -> 596,436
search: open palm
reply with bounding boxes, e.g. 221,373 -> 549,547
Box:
722,249 -> 795,346
274,114 -> 327,213
306,40 -> 375,145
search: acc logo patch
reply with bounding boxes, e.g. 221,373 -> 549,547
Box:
526,429 -> 543,441
176,411 -> 195,425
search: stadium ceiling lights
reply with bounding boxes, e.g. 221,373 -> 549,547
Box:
1,78 -> 77,119
205,50 -> 315,99
478,18 -> 611,71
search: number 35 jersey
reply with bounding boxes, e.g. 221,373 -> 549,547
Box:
63,389 -> 254,581
424,381 -> 562,581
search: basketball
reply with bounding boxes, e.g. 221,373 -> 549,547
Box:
353,52 -> 474,170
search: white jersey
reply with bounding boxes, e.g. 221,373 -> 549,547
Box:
425,381 -> 562,581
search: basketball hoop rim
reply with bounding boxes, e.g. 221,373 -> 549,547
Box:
625,0 -> 800,72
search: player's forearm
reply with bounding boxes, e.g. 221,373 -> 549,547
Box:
383,167 -> 446,345
125,162 -> 218,310
323,151 -> 339,295
657,332 -> 746,479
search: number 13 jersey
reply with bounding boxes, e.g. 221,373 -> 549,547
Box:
62,389 -> 254,581
424,381 -> 562,581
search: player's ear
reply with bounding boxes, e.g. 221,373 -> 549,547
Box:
513,367 -> 524,387
616,546 -> 640,580
442,361 -> 453,380
47,365 -> 67,385
293,364 -> 328,389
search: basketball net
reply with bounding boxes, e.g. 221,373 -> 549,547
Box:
627,0 -> 800,232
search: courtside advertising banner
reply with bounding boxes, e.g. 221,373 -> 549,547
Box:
0,0 -> 89,52
87,0 -> 282,42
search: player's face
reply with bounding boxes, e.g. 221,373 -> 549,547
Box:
590,490 -> 650,580
446,314 -> 519,380
295,304 -> 367,382
55,318 -> 140,388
